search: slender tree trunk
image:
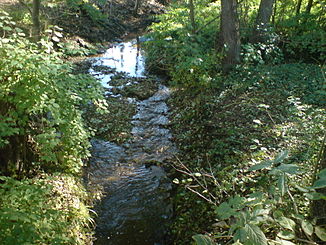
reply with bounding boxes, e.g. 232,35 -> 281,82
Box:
250,0 -> 275,43
32,0 -> 41,43
312,132 -> 326,225
296,0 -> 303,15
189,0 -> 196,34
134,0 -> 141,15
305,0 -> 313,14
219,0 -> 240,73
272,0 -> 277,24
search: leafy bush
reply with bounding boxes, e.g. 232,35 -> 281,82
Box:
277,12 -> 326,62
0,175 -> 92,244
169,63 -> 325,244
66,0 -> 108,24
0,12 -> 104,175
144,0 -> 220,87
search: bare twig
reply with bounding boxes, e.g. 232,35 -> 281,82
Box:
294,238 -> 318,245
195,15 -> 220,34
18,0 -> 32,15
173,156 -> 219,205
287,188 -> 299,215
186,186 -> 216,205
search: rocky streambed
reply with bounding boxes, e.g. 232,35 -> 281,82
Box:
84,38 -> 176,244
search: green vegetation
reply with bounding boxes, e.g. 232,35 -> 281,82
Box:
145,0 -> 325,244
0,0 -> 325,243
0,10 -> 105,244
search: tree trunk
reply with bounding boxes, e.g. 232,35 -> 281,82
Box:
251,0 -> 275,43
272,0 -> 277,24
305,0 -> 313,14
134,0 -> 141,15
296,0 -> 303,15
189,0 -> 196,34
219,0 -> 240,73
32,0 -> 41,43
312,132 -> 326,225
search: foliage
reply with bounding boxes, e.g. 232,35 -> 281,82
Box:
0,175 -> 92,244
241,30 -> 283,66
0,11 -> 102,244
66,0 -> 109,24
144,0 -> 220,87
277,12 -> 326,62
0,12 -> 105,175
211,151 -> 326,245
168,63 -> 325,244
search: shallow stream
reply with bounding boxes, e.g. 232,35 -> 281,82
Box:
86,38 -> 176,244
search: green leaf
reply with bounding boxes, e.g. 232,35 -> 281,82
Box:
277,230 -> 295,240
229,196 -> 246,209
317,168 -> 326,179
276,164 -> 301,175
301,220 -> 313,236
304,192 -> 325,200
3,26 -> 12,31
278,173 -> 287,196
235,224 -> 267,245
295,185 -> 309,192
234,228 -> 247,244
273,150 -> 289,164
312,179 -> 326,189
192,234 -> 215,245
253,119 -> 262,125
52,36 -> 60,42
276,238 -> 296,245
249,160 -> 273,171
250,145 -> 258,150
276,217 -> 296,231
315,226 -> 326,241
216,202 -> 236,220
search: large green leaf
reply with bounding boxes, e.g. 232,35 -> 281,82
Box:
278,173 -> 287,196
301,220 -> 313,236
192,234 -> 215,245
249,160 -> 273,171
317,168 -> 326,179
229,196 -> 246,209
216,202 -> 236,220
312,179 -> 326,189
277,230 -> 295,240
315,226 -> 326,241
276,164 -> 301,175
276,217 -> 296,231
234,224 -> 267,245
274,150 -> 289,164
304,192 -> 325,200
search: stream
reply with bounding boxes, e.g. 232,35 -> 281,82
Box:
86,38 -> 176,244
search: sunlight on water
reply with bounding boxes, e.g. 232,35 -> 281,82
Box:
87,37 -> 175,245
91,38 -> 145,88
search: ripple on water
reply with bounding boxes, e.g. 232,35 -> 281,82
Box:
86,38 -> 176,245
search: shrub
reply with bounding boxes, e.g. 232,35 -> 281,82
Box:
0,12 -> 104,175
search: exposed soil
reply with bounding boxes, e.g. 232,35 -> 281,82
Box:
0,0 -> 165,43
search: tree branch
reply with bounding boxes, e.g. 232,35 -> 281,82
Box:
18,0 -> 32,16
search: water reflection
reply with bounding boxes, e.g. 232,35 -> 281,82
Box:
86,38 -> 175,245
90,38 -> 145,88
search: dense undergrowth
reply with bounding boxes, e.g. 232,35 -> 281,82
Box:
144,0 -> 325,244
0,11 -> 107,244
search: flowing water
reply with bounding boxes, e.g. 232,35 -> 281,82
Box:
86,38 -> 176,245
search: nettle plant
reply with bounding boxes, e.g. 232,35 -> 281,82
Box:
193,150 -> 326,245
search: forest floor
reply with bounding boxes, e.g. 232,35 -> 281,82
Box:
0,0 -> 165,42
